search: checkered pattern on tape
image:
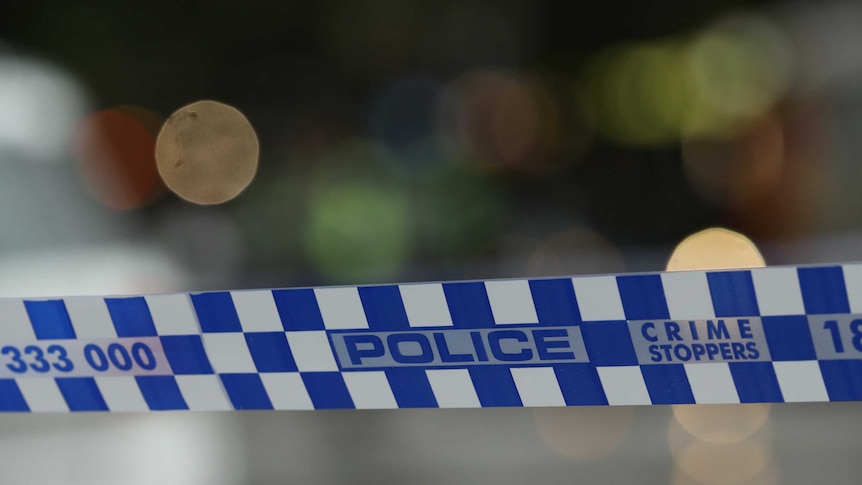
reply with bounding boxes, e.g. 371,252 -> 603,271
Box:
0,263 -> 861,411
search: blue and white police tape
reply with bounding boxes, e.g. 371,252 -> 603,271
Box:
1,263 -> 862,412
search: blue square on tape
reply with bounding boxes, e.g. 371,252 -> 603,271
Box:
0,380 -> 28,412
617,274 -> 670,321
554,364 -> 607,405
761,316 -> 816,361
798,267 -> 850,315
729,362 -> 783,403
641,365 -> 694,404
468,367 -> 522,407
820,360 -> 862,401
359,285 -> 410,331
386,368 -> 438,408
191,292 -> 242,333
56,377 -> 108,411
530,279 -> 582,326
105,297 -> 157,337
272,288 -> 325,331
245,332 -> 298,372
24,300 -> 76,340
302,372 -> 354,409
580,321 -> 638,366
220,374 -> 273,410
707,271 -> 760,317
160,335 -> 214,375
136,376 -> 188,410
443,282 -> 495,328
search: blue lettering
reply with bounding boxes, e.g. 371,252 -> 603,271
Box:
388,334 -> 434,364
719,342 -> 732,360
488,330 -> 532,362
673,344 -> 692,361
344,334 -> 385,365
434,332 -> 474,363
746,341 -> 760,359
664,322 -> 682,341
534,328 -> 575,360
705,343 -> 719,359
738,319 -> 753,339
470,331 -> 489,361
649,345 -> 663,362
706,320 -> 730,340
641,322 -> 658,342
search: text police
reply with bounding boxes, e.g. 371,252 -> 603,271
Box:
330,326 -> 589,369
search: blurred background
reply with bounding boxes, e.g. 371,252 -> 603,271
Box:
2,0 -> 862,483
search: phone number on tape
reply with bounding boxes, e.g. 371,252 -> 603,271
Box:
0,337 -> 171,377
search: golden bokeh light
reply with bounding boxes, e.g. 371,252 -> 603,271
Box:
672,403 -> 770,444
74,107 -> 165,210
668,415 -> 772,485
534,406 -> 634,462
665,227 -> 765,272
156,100 -> 259,205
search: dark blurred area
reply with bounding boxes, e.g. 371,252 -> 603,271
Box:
2,0 -> 862,484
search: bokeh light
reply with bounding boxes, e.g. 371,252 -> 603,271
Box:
666,227 -> 765,272
668,413 -> 773,485
0,52 -> 88,163
672,404 -> 770,444
584,41 -> 689,146
438,69 -> 563,172
684,14 -> 793,137
524,227 -> 625,277
682,113 -> 785,209
534,407 -> 634,462
671,460 -> 779,485
304,139 -> 411,283
74,107 -> 164,210
305,180 -> 410,283
156,100 -> 259,205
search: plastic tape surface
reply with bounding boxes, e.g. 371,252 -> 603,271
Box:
2,264 -> 862,412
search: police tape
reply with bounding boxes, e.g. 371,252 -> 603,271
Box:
1,263 -> 862,412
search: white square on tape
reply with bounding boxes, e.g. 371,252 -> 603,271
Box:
596,366 -> 651,405
145,294 -> 200,335
426,369 -> 481,408
95,376 -> 148,412
285,331 -> 339,372
511,367 -> 565,407
314,287 -> 368,330
343,371 -> 398,409
64,296 -> 117,339
661,271 -> 716,320
175,375 -> 232,411
202,333 -> 257,373
485,280 -> 539,325
842,264 -> 862,314
399,284 -> 453,327
17,379 -> 68,413
684,363 -> 740,404
572,276 -> 625,321
0,300 -> 36,341
260,373 -> 314,410
774,361 -> 829,402
231,290 -> 284,332
751,267 -> 805,316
